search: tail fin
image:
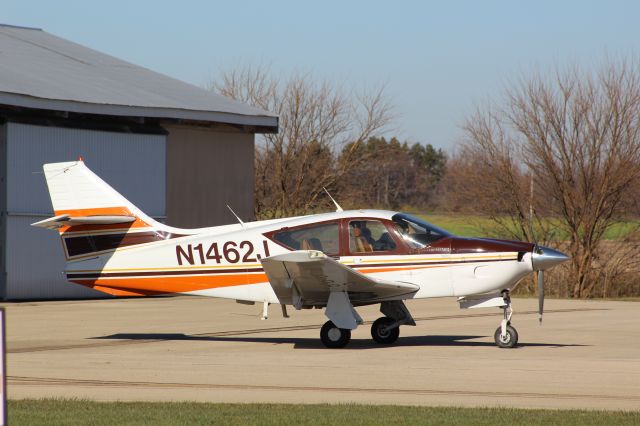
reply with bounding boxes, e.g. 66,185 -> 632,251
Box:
33,159 -> 175,259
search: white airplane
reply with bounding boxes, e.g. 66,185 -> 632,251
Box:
33,159 -> 569,348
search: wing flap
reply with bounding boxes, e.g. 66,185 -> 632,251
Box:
260,250 -> 419,306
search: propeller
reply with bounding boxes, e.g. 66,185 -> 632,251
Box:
532,245 -> 569,324
537,268 -> 544,324
528,176 -> 568,324
533,243 -> 545,325
527,179 -> 544,324
529,207 -> 544,324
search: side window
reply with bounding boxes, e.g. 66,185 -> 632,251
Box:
272,223 -> 340,255
349,220 -> 397,253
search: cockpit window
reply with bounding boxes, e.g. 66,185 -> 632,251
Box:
349,220 -> 397,253
391,213 -> 452,249
272,222 -> 340,255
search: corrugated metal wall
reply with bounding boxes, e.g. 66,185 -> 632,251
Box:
165,124 -> 254,228
0,123 -> 6,299
4,122 -> 166,299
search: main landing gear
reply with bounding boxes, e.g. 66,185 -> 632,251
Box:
370,300 -> 416,345
320,300 -> 415,348
371,317 -> 400,344
320,321 -> 351,348
494,291 -> 518,348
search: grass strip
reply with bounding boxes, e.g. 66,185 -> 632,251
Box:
9,399 -> 640,426
420,214 -> 639,240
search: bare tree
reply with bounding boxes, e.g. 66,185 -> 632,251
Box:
454,61 -> 640,298
448,110 -> 554,244
211,66 -> 393,218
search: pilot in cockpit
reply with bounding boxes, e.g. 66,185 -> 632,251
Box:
350,222 -> 373,252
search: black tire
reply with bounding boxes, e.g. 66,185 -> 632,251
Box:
371,317 -> 400,344
494,324 -> 518,348
320,321 -> 351,348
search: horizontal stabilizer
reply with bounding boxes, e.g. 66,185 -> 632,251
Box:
31,214 -> 136,230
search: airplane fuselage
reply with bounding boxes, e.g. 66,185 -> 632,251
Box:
62,210 -> 535,304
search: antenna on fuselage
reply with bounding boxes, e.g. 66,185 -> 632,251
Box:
226,205 -> 245,229
323,187 -> 344,212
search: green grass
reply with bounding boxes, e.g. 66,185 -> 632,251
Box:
8,399 -> 640,425
422,214 -> 497,238
419,213 -> 640,240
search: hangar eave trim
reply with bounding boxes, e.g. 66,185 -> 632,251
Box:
0,91 -> 278,132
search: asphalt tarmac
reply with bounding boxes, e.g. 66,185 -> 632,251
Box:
3,296 -> 639,410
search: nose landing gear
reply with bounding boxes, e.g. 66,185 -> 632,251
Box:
494,291 -> 518,348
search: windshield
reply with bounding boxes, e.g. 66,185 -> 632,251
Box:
391,213 -> 453,249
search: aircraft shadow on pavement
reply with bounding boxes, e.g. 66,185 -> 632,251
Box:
94,333 -> 587,350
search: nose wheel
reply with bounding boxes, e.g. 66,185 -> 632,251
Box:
494,324 -> 518,348
494,291 -> 518,348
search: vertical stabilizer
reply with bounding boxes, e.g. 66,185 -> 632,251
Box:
33,160 -> 178,259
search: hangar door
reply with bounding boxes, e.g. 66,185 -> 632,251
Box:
1,122 -> 166,300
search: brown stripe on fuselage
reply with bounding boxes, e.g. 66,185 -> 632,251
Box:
450,237 -> 535,254
67,267 -> 264,280
349,257 -> 517,269
64,231 -> 185,257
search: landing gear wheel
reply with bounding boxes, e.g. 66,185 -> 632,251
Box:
371,317 -> 400,344
320,321 -> 351,348
494,324 -> 518,348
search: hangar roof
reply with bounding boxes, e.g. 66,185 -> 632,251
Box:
0,24 -> 278,131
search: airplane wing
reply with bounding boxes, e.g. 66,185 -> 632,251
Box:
260,250 -> 419,308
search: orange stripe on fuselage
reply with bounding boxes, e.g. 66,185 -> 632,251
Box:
55,207 -> 150,234
90,286 -> 163,297
72,272 -> 269,295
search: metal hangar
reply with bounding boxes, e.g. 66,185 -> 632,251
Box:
0,24 -> 278,299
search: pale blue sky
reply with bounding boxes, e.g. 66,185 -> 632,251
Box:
4,1 -> 640,151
